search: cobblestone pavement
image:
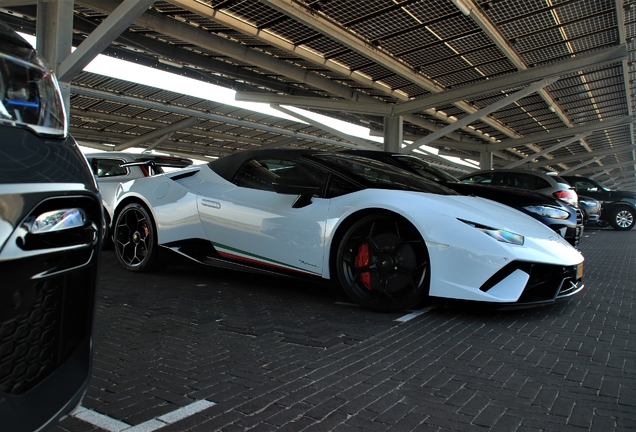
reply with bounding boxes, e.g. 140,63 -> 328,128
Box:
53,227 -> 635,432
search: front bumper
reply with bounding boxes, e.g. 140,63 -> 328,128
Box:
481,261 -> 584,308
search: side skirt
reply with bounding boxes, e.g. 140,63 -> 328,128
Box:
159,239 -> 324,281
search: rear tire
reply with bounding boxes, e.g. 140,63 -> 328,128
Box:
113,203 -> 160,271
608,206 -> 635,231
336,213 -> 429,312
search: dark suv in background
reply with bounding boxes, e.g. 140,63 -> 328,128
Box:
561,175 -> 636,231
0,21 -> 102,431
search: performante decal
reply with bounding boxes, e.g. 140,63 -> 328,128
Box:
211,241 -> 320,276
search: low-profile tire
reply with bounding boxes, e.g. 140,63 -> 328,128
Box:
336,213 -> 430,312
608,206 -> 636,231
113,202 -> 160,271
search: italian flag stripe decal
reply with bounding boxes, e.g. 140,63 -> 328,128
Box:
211,242 -> 319,276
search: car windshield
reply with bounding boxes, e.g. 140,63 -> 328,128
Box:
313,153 -> 458,195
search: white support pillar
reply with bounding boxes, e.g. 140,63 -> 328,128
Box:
383,116 -> 403,153
36,0 -> 74,116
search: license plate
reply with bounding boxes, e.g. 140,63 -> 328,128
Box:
576,262 -> 584,279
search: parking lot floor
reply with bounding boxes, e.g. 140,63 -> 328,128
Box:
53,227 -> 635,432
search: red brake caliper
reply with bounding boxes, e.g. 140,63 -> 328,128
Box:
355,241 -> 372,290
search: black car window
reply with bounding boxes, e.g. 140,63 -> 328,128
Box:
535,176 -> 551,189
299,161 -> 359,198
314,154 -> 456,195
233,159 -> 279,191
461,172 -> 493,184
499,172 -> 549,191
572,180 -> 598,192
91,158 -> 128,178
505,172 -> 529,189
233,158 -> 326,194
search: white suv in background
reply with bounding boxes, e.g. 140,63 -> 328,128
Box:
84,152 -> 193,242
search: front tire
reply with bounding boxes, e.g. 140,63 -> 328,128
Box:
114,203 -> 159,271
608,206 -> 635,231
336,213 -> 430,312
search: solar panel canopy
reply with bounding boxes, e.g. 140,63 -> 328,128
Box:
1,0 -> 635,189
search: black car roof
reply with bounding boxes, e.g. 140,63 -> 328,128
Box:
208,148 -> 326,182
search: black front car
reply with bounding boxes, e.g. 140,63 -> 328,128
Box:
0,21 -> 102,432
0,126 -> 102,432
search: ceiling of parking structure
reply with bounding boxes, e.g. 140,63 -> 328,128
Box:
1,0 -> 636,188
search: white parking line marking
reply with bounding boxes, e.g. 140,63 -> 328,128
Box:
72,400 -> 216,432
395,306 -> 436,322
157,400 -> 215,423
72,407 -> 129,432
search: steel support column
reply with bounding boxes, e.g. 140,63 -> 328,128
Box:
480,151 -> 493,170
36,0 -> 74,115
384,116 -> 402,153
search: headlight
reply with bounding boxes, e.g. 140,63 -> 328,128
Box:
459,219 -> 524,245
0,42 -> 67,137
29,208 -> 86,233
523,205 -> 571,219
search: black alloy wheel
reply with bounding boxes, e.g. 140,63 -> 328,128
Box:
609,206 -> 636,231
336,213 -> 430,312
114,202 -> 159,271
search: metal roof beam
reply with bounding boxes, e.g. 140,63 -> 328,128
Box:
71,85 -> 373,149
71,110 -> 266,146
530,145 -> 636,168
114,117 -> 199,151
237,41 -> 625,118
403,78 -> 557,151
558,157 -> 605,175
66,17 -> 321,97
58,0 -> 156,82
485,116 -> 634,152
504,133 -> 592,169
235,92 -> 391,116
392,45 -> 627,116
165,0 -> 514,144
573,159 -> 636,175
77,0 -> 500,148
258,0 -> 522,142
593,170 -> 636,182
451,0 -> 573,128
269,104 -> 381,150
75,0 -> 401,119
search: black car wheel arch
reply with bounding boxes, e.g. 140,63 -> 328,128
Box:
335,212 -> 430,312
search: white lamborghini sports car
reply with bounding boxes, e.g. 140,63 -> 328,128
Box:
111,149 -> 584,312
